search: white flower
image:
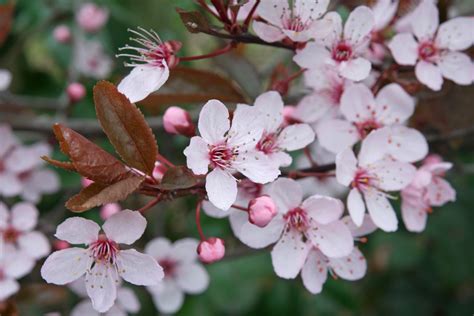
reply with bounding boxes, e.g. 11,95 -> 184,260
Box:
0,249 -> 35,301
184,99 -> 280,211
41,210 -> 164,313
145,238 -> 209,314
0,202 -> 51,260
74,39 -> 113,79
294,6 -> 375,81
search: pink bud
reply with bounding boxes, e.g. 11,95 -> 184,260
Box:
67,82 -> 86,103
153,161 -> 167,181
282,105 -> 297,126
54,240 -> 70,250
81,177 -> 94,188
197,238 -> 225,263
163,106 -> 195,137
423,154 -> 442,166
100,203 -> 121,220
53,25 -> 71,43
248,195 -> 277,227
76,3 -> 109,33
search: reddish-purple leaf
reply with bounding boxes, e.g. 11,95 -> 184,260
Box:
158,166 -> 199,190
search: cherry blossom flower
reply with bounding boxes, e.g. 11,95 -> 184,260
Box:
76,2 -> 109,33
117,28 -> 181,103
394,0 -> 437,33
145,238 -> 209,314
67,82 -> 86,103
0,249 -> 35,301
389,1 -> 473,90
209,0 -> 257,22
315,83 -> 417,154
184,100 -> 280,210
248,195 -> 277,228
301,215 -> 376,294
70,278 -> 140,316
0,69 -> 12,91
335,140 -> 417,232
53,25 -> 71,43
41,210 -> 164,313
294,6 -> 375,81
0,202 -> 50,260
250,91 -> 315,167
401,155 -> 456,232
231,178 -> 353,279
253,0 -> 330,43
163,106 -> 195,137
74,39 -> 112,79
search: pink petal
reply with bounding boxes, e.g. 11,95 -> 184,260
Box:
347,188 -> 366,226
342,214 -> 378,237
18,231 -> 51,259
117,287 -> 140,313
328,247 -> 367,280
415,61 -> 443,91
411,1 -> 439,41
364,189 -> 398,232
234,151 -> 280,184
0,173 -> 22,197
197,99 -> 229,144
175,263 -> 209,294
55,217 -> 100,245
316,119 -> 359,154
71,300 -> 100,316
269,178 -> 303,212
254,91 -> 284,132
0,279 -> 19,301
302,195 -> 344,224
271,229 -> 310,278
426,177 -> 456,206
183,136 -> 210,175
85,263 -> 118,313
436,17 -> 473,51
144,237 -> 172,260
374,83 -> 415,125
170,238 -> 199,263
253,21 -> 286,43
294,93 -> 333,123
438,52 -> 473,85
256,0 -> 288,26
206,168 -> 238,210
340,83 -> 375,122
335,148 -> 358,187
41,248 -> 91,285
294,0 -> 329,22
103,210 -> 146,245
4,251 -> 35,278
293,42 -> 331,69
301,249 -> 328,294
278,124 -> 315,151
401,199 -> 428,233
339,57 -> 372,81
11,202 -> 38,231
372,0 -> 399,30
117,249 -> 164,285
370,158 -> 417,191
0,202 -> 8,229
307,220 -> 354,258
343,6 -> 375,46
388,33 -> 419,65
228,104 -> 263,150
149,279 -> 184,314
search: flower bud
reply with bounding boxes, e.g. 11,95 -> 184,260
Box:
423,154 -> 442,166
100,203 -> 121,220
163,106 -> 195,137
53,25 -> 71,43
248,195 -> 277,227
81,177 -> 94,188
76,3 -> 109,33
197,237 -> 225,263
54,240 -> 70,250
67,82 -> 86,103
153,161 -> 167,181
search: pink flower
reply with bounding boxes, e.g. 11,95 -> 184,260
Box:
67,82 -> 86,103
294,6 -> 375,81
401,156 -> 456,232
76,3 -> 109,33
145,238 -> 209,313
389,1 -> 473,90
41,210 -> 164,313
301,215 -> 376,294
100,203 -> 121,220
335,140 -> 417,232
316,83 -> 417,154
0,250 -> 35,301
53,25 -> 71,43
232,178 -> 353,279
75,39 -> 112,79
253,0 -> 330,43
184,100 -> 280,210
117,28 -> 181,103
209,0 -> 258,22
163,106 -> 195,137
0,202 -> 51,260
248,195 -> 277,227
251,91 -> 315,167
197,238 -> 225,264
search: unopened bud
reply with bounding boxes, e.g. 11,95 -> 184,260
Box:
100,203 -> 121,220
153,161 -> 167,181
197,237 -> 225,263
67,82 -> 86,103
248,195 -> 277,227
54,240 -> 70,250
81,177 -> 94,188
163,106 -> 195,137
53,25 -> 71,43
76,3 -> 109,33
423,154 -> 442,166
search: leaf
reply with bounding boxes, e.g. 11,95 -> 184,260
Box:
176,8 -> 211,33
158,166 -> 199,190
41,156 -> 77,172
66,176 -> 144,212
0,2 -> 14,47
140,67 -> 246,111
52,124 -> 130,184
93,81 -> 158,176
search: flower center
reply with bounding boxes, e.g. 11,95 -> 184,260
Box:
90,234 -> 119,264
209,144 -> 235,169
332,42 -> 353,62
158,258 -> 177,277
239,179 -> 263,198
2,226 -> 20,244
418,42 -> 437,61
284,207 -> 309,232
351,169 -> 374,191
282,16 -> 308,32
355,119 -> 381,138
256,133 -> 278,154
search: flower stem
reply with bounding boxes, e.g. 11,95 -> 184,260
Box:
195,200 -> 206,240
231,204 -> 248,212
180,43 -> 235,62
138,194 -> 162,213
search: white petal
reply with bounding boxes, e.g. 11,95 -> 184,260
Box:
170,238 -> 199,263
202,200 -> 231,219
254,91 -> 284,132
117,64 -> 169,103
0,173 -> 22,197
4,251 -> 35,278
301,249 -> 328,294
104,305 -> 127,316
117,287 -> 141,313
0,69 -> 12,91
438,52 -> 473,86
342,214 -> 378,237
328,247 -> 367,280
344,6 -> 375,46
0,279 -> 19,301
374,83 -> 415,125
18,231 -> 51,259
415,61 -> 443,91
85,263 -> 118,313
426,177 -> 456,206
234,151 -> 280,184
228,103 -> 263,150
41,248 -> 91,285
11,202 -> 38,231
372,0 -> 399,30
370,158 -> 416,191
253,21 -> 286,43
206,168 -> 237,211
117,249 -> 164,286
364,189 -> 398,232
277,124 -> 315,151
293,93 -> 333,123
269,178 -> 303,212
175,263 -> 209,294
55,217 -> 100,245
198,99 -> 229,144
411,1 -> 439,41
103,210 -> 146,245
317,12 -> 343,47
302,195 -> 344,225
307,221 -> 354,258
340,83 -> 375,122
144,237 -> 172,260
71,300 -> 100,316
436,17 -> 473,51
295,0 -> 329,22
293,42 -> 331,69
25,169 -> 60,194
184,136 -> 211,175
401,199 -> 428,233
339,57 -> 372,81
271,229 -> 309,279
269,151 -> 293,167
347,188 -> 366,226
316,119 -> 359,154
335,148 -> 358,187
149,280 -> 184,314
257,0 -> 287,26
388,33 -> 419,65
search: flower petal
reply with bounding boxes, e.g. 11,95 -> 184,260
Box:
364,189 -> 398,232
438,52 -> 473,86
254,91 -> 284,132
256,0 -> 288,26
340,83 -> 375,123
4,251 -> 35,278
307,221 -> 354,258
370,158 -> 416,191
269,178 -> 303,212
316,119 -> 359,154
342,214 -> 377,237
170,238 -> 199,263
344,6 -> 375,46
117,249 -> 164,286
426,177 -> 456,206
388,33 -> 419,65
184,136 -> 211,175
339,57 -> 371,81
103,210 -> 146,245
85,263 -> 118,313
55,217 -> 100,245
144,237 -> 172,260
401,199 -> 428,233
10,202 -> 38,231
374,83 -> 415,125
277,124 -> 315,151
198,99 -> 230,144
149,279 -> 184,314
18,231 -> 51,259
175,263 -> 209,294
293,42 -> 331,69
328,247 -> 367,280
0,202 -> 8,229
234,151 -> 280,184
271,229 -> 309,279
415,60 -> 443,91
71,300 -> 100,316
335,148 -> 358,187
206,168 -> 238,211
436,17 -> 473,51
117,287 -> 141,313
411,1 -> 439,41
41,248 -> 91,285
253,21 -> 286,43
302,195 -> 344,225
347,188 -> 366,226
301,249 -> 328,294
0,279 -> 19,301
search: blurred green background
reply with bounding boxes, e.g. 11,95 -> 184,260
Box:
1,0 -> 473,315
